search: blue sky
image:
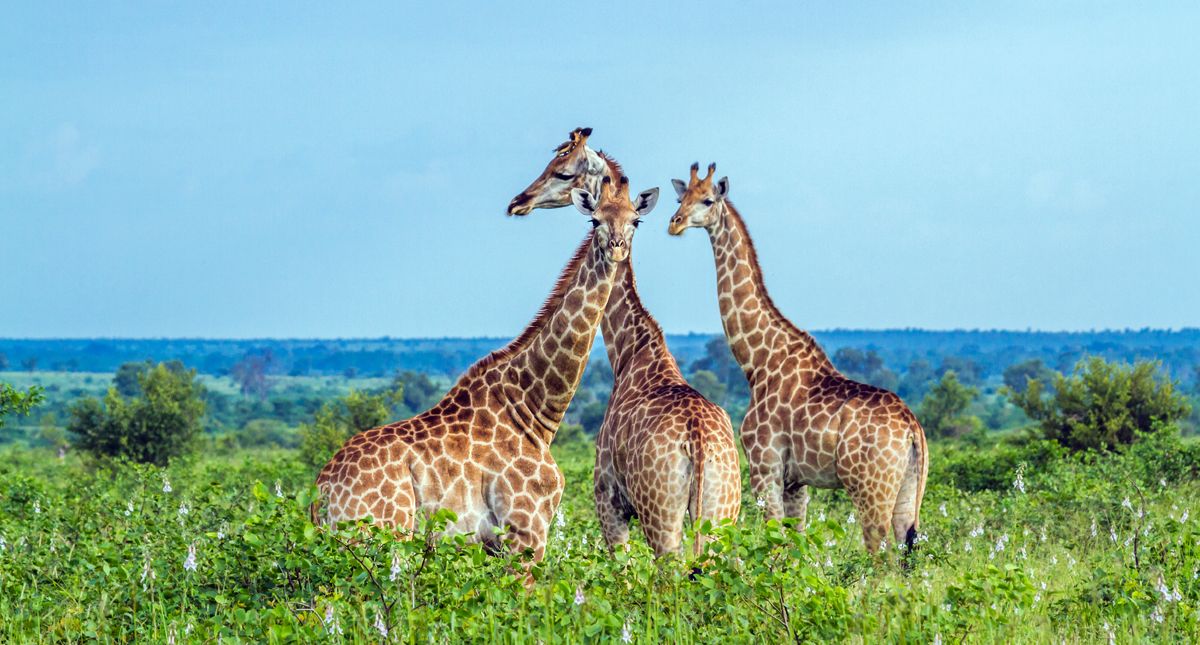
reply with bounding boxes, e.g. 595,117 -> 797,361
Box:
2,2 -> 1197,338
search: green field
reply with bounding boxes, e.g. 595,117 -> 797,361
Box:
1,434 -> 1197,643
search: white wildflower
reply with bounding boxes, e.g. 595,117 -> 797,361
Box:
969,524 -> 984,538
556,509 -> 566,528
574,585 -> 586,606
167,627 -> 176,645
0,535 -> 6,552
217,523 -> 227,540
963,541 -> 973,553
1160,478 -> 1167,488
621,619 -> 633,643
879,538 -> 888,552
1040,526 -> 1047,542
825,556 -> 833,568
183,543 -> 197,572
1151,605 -> 1164,624
178,502 -> 189,517
323,606 -> 343,635
755,497 -> 766,510
817,510 -> 826,523
33,500 -> 41,514
824,539 -> 837,547
125,500 -> 134,517
374,611 -> 388,637
1121,497 -> 1133,511
1110,527 -> 1118,544
1090,519 -> 1097,538
1013,472 -> 1026,494
185,623 -> 194,635
939,502 -> 947,517
1068,555 -> 1077,568
847,512 -> 856,525
274,480 -> 283,498
141,558 -> 156,590
1181,509 -> 1190,523
1051,555 -> 1058,565
163,477 -> 172,493
390,552 -> 402,582
933,634 -> 942,645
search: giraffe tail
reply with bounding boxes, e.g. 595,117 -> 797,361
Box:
688,417 -> 706,558
904,419 -> 929,552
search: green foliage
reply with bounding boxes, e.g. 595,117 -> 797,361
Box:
0,382 -> 44,429
67,363 -> 206,466
689,369 -> 727,405
298,386 -> 401,470
235,418 -> 298,449
1005,357 -> 1191,452
918,371 -> 981,439
833,347 -> 899,392
1003,358 -> 1056,394
1,439 -> 1199,642
553,422 -> 588,448
578,400 -> 607,436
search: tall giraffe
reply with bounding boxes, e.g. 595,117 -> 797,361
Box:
668,163 -> 928,553
510,129 -> 741,555
315,174 -> 660,567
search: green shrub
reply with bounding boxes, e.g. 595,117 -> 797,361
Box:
1005,356 -> 1191,452
298,387 -> 400,470
66,363 -> 205,466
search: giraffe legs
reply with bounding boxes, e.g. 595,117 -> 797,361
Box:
594,472 -> 633,550
782,483 -> 810,529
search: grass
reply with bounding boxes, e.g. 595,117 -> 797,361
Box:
0,438 -> 1197,642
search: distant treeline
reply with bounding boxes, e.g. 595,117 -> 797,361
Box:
1,329 -> 1197,383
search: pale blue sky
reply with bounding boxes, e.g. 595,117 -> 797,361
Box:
2,2 -> 1197,338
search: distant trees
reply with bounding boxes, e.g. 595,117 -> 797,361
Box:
917,371 -> 981,439
898,359 -> 936,402
690,338 -> 750,401
21,357 -> 38,372
0,353 -> 8,370
231,351 -> 274,400
832,347 -> 899,392
299,385 -> 402,470
0,383 -> 44,429
68,362 -> 206,465
1004,357 -> 1191,452
1003,359 -> 1056,394
690,370 -> 727,406
391,370 -> 443,415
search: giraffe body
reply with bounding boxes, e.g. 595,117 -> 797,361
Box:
510,130 -> 740,555
669,164 -> 928,552
318,171 -> 659,563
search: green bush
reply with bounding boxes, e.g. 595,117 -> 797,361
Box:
66,363 -> 205,465
298,386 -> 401,470
1004,356 -> 1191,452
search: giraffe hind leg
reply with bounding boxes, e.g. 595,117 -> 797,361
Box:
891,439 -> 924,550
594,475 -> 633,550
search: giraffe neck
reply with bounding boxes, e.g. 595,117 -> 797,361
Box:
481,231 -> 615,444
600,260 -> 683,383
706,201 -> 833,384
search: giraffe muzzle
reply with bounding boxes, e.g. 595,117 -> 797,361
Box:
507,193 -> 534,216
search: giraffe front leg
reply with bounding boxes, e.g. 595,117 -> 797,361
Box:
594,473 -> 632,551
782,483 -> 810,529
742,413 -> 786,520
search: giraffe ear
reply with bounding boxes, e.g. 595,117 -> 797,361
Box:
715,176 -> 729,199
634,188 -> 660,216
571,188 -> 598,215
671,179 -> 687,198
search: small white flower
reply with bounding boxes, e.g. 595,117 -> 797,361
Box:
390,552 -> 402,582
167,627 -> 176,645
825,555 -> 833,568
1151,605 -> 1164,624
183,543 -> 197,572
141,558 -> 156,590
755,497 -> 766,510
581,535 -> 588,548
216,523 -> 227,540
374,611 -> 388,637
817,510 -> 826,523
1181,509 -> 1190,523
1121,497 -> 1133,511
1090,519 -> 1097,538
1160,478 -> 1167,488
163,477 -> 172,493
185,623 -> 194,635
1109,527 -> 1118,544
1051,555 -> 1058,565
574,585 -> 586,606
274,480 -> 283,498
1013,472 -> 1026,494
323,605 -> 343,635
846,512 -> 856,525
555,509 -> 566,528
963,541 -> 973,553
125,500 -> 134,517
969,524 -> 984,538
824,539 -> 837,547
938,502 -> 947,517
879,538 -> 888,551
1068,555 -> 1077,568
933,634 -> 942,645
178,502 -> 189,517
33,500 -> 41,514
621,619 -> 633,643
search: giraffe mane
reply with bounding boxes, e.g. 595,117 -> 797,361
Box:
723,200 -> 835,372
464,231 -> 597,375
596,151 -> 624,181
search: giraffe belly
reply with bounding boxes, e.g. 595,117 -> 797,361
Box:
786,426 -> 842,489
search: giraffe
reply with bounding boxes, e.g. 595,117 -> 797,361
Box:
667,163 -> 928,553
509,129 -> 741,556
315,173 -> 660,569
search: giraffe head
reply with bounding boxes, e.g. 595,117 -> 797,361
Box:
507,127 -> 609,215
667,163 -> 729,236
572,175 -> 659,263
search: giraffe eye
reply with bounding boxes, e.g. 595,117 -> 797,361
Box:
703,199 -> 715,206
590,218 -> 600,228
632,219 -> 641,228
553,172 -> 574,180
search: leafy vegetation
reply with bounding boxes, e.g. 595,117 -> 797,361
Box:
0,382 -> 44,429
1005,357 -> 1191,452
67,362 -> 206,466
1,429 -> 1199,642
